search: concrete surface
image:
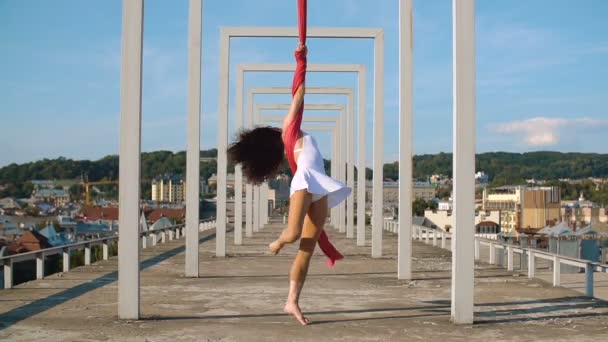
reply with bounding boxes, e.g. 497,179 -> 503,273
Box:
1,218 -> 608,341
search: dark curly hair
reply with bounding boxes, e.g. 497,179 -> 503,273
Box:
227,126 -> 285,185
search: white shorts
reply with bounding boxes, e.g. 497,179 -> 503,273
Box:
311,192 -> 326,203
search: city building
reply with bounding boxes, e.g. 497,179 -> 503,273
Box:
151,174 -> 186,203
561,193 -> 606,224
430,174 -> 450,186
357,180 -> 437,206
0,197 -> 22,210
31,180 -> 55,189
475,171 -> 489,185
32,189 -> 70,207
424,208 -> 501,233
482,186 -> 561,234
207,173 -> 235,190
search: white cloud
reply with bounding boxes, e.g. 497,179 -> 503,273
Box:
491,117 -> 608,147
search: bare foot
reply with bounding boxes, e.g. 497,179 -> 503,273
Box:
284,302 -> 310,326
268,240 -> 284,255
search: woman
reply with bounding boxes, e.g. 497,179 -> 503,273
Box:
228,44 -> 351,326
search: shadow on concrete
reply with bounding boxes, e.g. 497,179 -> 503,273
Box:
0,232 -> 217,331
199,271 -> 396,279
144,305 -> 451,323
421,296 -> 608,324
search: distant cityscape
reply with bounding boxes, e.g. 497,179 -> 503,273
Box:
1,153 -> 608,288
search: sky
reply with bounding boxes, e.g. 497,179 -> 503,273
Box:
1,0 -> 607,167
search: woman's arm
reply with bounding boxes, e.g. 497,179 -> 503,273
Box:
282,83 -> 305,133
282,44 -> 307,135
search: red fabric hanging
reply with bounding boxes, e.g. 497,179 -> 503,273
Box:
283,0 -> 343,267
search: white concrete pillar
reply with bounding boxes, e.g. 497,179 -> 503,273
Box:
234,60 -> 244,245
331,134 -> 338,227
339,118 -> 346,234
371,29 -> 385,259
527,251 -> 535,279
185,0 -> 203,275
253,185 -> 260,232
103,242 -> 109,260
489,243 -> 495,264
63,248 -> 70,272
507,246 -> 514,271
85,244 -> 92,265
346,94 -> 355,239
553,255 -> 561,286
397,0 -> 414,281
474,239 -> 480,260
36,252 -> 45,279
216,27 -> 229,258
356,69 -> 367,247
450,0 -> 476,325
3,261 -> 13,289
118,0 -> 144,320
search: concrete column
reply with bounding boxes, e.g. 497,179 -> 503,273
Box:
234,62 -> 244,245
371,29 -> 385,259
507,246 -> 514,271
118,0 -> 144,320
356,69 -> 367,247
185,0 -> 203,276
4,261 -> 12,289
141,236 -> 147,249
103,242 -> 109,260
527,251 -> 535,279
451,0 -> 476,325
216,27 -> 229,258
63,248 -> 70,272
441,232 -> 447,249
433,231 -> 438,247
331,134 -> 338,227
489,243 -> 495,264
553,255 -> 561,286
585,263 -> 594,297
85,244 -> 91,265
253,185 -> 260,232
474,239 -> 480,260
339,117 -> 346,233
346,94 -> 355,239
36,252 -> 45,279
397,0 -> 414,280
245,92 -> 254,238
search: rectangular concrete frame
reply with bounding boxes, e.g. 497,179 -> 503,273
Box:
245,87 -> 375,254
244,92 -> 352,238
255,105 -> 348,232
234,64 -> 366,247
217,27 -> 384,260
126,0 -> 475,325
255,104 -> 349,232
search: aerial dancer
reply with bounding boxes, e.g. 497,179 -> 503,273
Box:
227,0 -> 351,325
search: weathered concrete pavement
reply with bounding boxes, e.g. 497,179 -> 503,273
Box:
1,219 -> 608,341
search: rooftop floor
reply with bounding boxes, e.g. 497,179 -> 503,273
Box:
1,220 -> 608,341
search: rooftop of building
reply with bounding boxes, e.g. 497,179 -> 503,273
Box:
2,221 -> 608,340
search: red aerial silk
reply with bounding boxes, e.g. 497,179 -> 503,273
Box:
283,0 -> 344,267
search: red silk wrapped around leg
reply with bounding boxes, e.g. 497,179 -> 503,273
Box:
282,0 -> 343,267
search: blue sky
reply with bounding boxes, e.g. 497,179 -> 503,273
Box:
1,0 -> 607,167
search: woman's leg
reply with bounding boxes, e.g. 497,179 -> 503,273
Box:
269,189 -> 312,254
284,195 -> 328,325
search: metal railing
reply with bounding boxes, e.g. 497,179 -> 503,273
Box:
1,218 -> 216,289
382,220 -> 608,299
